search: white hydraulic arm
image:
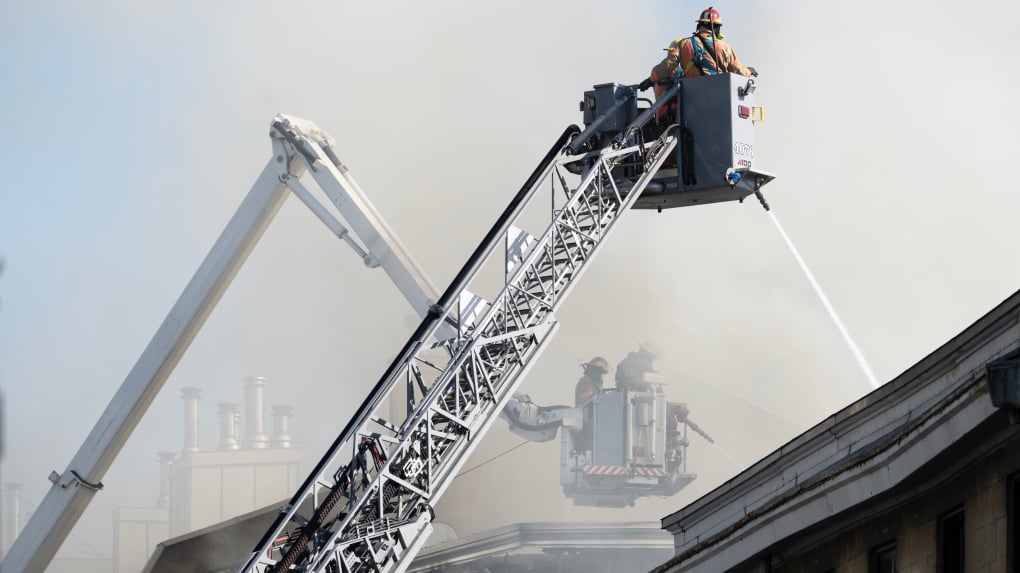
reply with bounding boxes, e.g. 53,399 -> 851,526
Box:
239,111 -> 678,573
269,115 -> 451,333
1,115 -> 446,573
1,157 -> 300,573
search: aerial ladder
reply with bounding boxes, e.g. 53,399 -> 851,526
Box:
239,119 -> 676,573
239,73 -> 773,573
1,72 -> 773,573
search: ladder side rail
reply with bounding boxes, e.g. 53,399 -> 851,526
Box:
292,135 -> 678,573
1,157 -> 303,573
240,125 -> 581,572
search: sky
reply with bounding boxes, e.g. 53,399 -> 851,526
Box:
3,0 -> 1020,565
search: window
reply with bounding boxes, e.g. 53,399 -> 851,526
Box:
870,541 -> 897,573
937,507 -> 964,573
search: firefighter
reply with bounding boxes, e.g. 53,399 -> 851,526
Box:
615,341 -> 660,392
574,356 -> 611,406
638,7 -> 757,100
573,356 -> 611,453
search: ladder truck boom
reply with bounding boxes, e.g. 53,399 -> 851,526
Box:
4,72 -> 772,573
240,117 -> 678,573
238,75 -> 773,572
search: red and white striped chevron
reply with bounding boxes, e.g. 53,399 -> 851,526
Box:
581,465 -> 667,477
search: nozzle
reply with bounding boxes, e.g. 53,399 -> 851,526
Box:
727,171 -> 742,188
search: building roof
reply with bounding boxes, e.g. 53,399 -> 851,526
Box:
410,521 -> 672,572
144,511 -> 672,573
142,502 -> 281,573
655,289 -> 1020,572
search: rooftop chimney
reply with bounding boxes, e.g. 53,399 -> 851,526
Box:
271,405 -> 294,449
181,387 -> 202,452
218,402 -> 241,451
243,376 -> 269,449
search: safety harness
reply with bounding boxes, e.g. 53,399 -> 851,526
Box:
678,34 -> 720,78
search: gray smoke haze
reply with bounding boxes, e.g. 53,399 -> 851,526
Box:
2,0 -> 1020,563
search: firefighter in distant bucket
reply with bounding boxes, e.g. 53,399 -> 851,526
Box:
615,341 -> 660,392
575,356 -> 611,406
638,6 -> 757,100
574,356 -> 611,452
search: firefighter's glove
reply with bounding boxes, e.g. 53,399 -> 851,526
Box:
638,78 -> 654,91
747,66 -> 759,77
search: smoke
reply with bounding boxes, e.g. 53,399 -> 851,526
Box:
1,0 -> 1020,564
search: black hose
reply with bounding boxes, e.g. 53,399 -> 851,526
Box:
617,84 -> 679,146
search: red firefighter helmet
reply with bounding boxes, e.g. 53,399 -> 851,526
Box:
587,356 -> 611,374
696,7 -> 722,26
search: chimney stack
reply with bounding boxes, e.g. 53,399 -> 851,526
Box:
217,403 -> 241,451
271,405 -> 294,449
243,376 -> 269,449
181,387 -> 202,452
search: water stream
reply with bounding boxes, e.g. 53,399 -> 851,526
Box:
713,443 -> 747,471
767,210 -> 880,390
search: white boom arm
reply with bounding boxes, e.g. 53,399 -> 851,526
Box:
1,115 -> 444,573
270,115 -> 448,328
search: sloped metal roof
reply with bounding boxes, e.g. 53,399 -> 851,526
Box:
410,521 -> 672,572
654,289 -> 1020,572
